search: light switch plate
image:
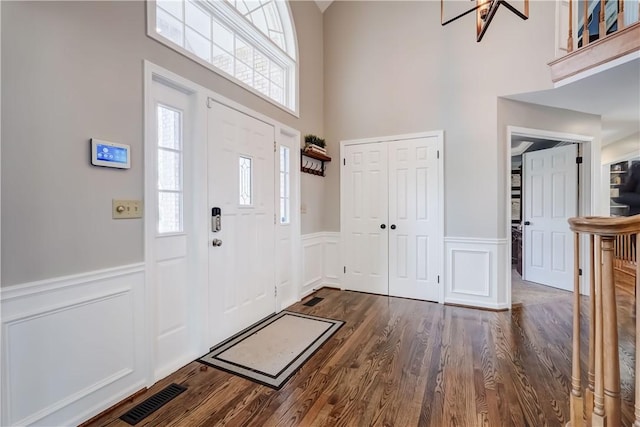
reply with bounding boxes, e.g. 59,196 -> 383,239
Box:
112,199 -> 143,219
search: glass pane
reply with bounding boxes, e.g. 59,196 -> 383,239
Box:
249,8 -> 268,35
158,0 -> 183,20
254,50 -> 269,75
235,60 -> 253,85
157,106 -> 182,150
270,84 -> 283,104
239,156 -> 252,205
186,0 -> 211,38
158,149 -> 182,191
212,45 -> 234,75
157,7 -> 184,46
255,72 -> 269,95
158,191 -> 183,233
186,27 -> 211,61
270,62 -> 283,87
265,2 -> 282,30
212,19 -> 234,52
279,146 -> 290,223
268,31 -> 285,51
235,38 -> 253,66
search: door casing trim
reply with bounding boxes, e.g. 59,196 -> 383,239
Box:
505,125 -> 596,307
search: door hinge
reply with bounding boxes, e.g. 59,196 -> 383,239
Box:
344,266 -> 346,274
206,97 -> 213,109
437,150 -> 440,159
275,287 -> 278,297
274,214 -> 276,225
437,275 -> 440,283
576,156 -> 583,164
579,268 -> 583,276
274,141 -> 277,152
343,158 -> 346,166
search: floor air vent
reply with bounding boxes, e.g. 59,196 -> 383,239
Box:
303,297 -> 324,307
120,383 -> 187,425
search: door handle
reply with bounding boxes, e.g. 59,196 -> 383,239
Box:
380,224 -> 386,229
390,224 -> 396,230
524,221 -> 531,226
212,239 -> 223,247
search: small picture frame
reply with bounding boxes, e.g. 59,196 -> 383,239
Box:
511,171 -> 521,188
511,198 -> 521,222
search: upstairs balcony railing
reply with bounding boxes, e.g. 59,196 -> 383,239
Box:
566,214 -> 640,427
549,0 -> 640,83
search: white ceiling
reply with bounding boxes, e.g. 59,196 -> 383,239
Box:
508,57 -> 640,145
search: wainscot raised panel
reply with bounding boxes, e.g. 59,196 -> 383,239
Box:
444,238 -> 509,310
0,264 -> 146,427
323,232 -> 341,287
302,232 -> 342,297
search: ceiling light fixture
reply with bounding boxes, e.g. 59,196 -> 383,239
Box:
441,0 -> 529,42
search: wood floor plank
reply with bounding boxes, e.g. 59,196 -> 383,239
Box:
85,284 -> 638,427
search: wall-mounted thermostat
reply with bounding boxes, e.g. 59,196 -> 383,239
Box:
91,138 -> 131,169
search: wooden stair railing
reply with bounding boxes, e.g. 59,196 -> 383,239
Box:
566,0 -> 639,54
549,0 -> 640,83
567,215 -> 640,427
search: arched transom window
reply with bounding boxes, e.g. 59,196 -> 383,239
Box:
149,0 -> 298,113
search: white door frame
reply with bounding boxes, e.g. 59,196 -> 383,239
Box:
339,131 -> 445,304
505,126 -> 597,306
143,61 -> 301,385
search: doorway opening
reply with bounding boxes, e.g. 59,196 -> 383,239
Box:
506,127 -> 595,307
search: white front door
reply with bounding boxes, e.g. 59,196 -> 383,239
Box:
523,144 -> 577,290
388,137 -> 440,301
342,142 -> 389,295
207,100 -> 276,346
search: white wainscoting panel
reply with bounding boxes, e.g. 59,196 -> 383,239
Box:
444,237 -> 508,310
1,264 -> 146,426
323,232 -> 341,287
301,232 -> 341,298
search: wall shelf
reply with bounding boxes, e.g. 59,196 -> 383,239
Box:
301,149 -> 331,177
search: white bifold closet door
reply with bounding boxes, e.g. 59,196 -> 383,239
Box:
342,136 -> 440,301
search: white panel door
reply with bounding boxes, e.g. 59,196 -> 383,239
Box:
208,100 -> 276,346
342,143 -> 389,295
523,144 -> 577,290
388,137 -> 440,301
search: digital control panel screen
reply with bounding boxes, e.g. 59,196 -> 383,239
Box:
91,139 -> 131,169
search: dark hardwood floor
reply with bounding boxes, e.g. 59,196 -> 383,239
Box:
85,287 -> 637,426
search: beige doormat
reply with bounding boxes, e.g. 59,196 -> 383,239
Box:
198,311 -> 344,389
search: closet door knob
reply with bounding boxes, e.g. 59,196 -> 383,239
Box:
380,224 -> 386,229
390,224 -> 396,230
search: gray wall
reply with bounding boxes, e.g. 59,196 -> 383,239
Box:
322,1 -> 565,236
497,98 -> 602,229
1,1 -> 324,286
601,131 -> 640,164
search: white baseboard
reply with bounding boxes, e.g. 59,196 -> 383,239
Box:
301,232 -> 341,296
1,264 -> 146,426
444,237 -> 508,309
